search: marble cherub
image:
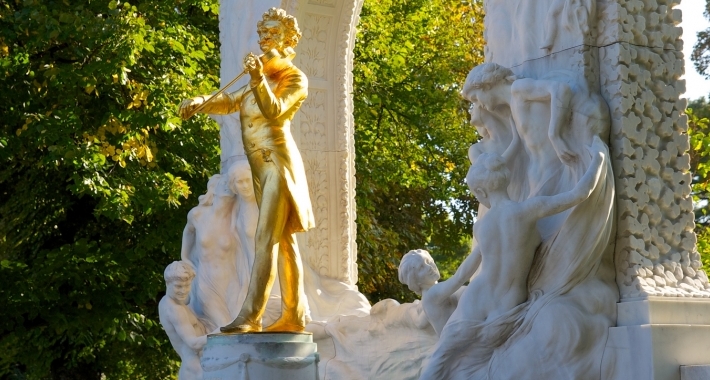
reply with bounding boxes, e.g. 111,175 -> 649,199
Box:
158,261 -> 208,380
419,137 -> 606,379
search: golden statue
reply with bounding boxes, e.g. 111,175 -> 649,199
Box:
178,8 -> 314,333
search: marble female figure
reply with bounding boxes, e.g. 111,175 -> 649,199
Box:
181,174 -> 240,329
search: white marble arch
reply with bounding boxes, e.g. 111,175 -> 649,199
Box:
215,0 -> 364,288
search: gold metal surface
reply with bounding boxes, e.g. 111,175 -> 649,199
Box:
178,8 -> 314,334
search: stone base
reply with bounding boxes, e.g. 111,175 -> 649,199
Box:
602,298 -> 710,380
681,365 -> 710,380
201,332 -> 318,380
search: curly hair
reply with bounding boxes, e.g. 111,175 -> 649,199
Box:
164,261 -> 196,283
198,174 -> 221,206
462,63 -> 517,99
398,249 -> 437,295
258,7 -> 302,49
466,153 -> 510,193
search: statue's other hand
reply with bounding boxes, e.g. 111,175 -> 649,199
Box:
178,97 -> 204,120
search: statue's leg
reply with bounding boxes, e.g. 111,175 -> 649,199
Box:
264,229 -> 307,332
221,163 -> 289,333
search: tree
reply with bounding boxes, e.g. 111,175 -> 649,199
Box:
352,0 -> 485,302
692,2 -> 710,78
0,0 -> 221,378
687,98 -> 710,272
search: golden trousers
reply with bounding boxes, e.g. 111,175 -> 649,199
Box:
237,149 -> 307,324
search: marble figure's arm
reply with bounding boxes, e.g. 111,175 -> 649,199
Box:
181,218 -> 196,267
501,116 -> 520,163
171,306 -> 207,351
434,246 -> 482,298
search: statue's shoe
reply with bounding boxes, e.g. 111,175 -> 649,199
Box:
264,317 -> 306,333
220,316 -> 261,334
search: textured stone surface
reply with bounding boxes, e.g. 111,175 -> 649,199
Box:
598,0 -> 710,299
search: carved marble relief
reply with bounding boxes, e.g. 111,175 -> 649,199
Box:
299,13 -> 331,79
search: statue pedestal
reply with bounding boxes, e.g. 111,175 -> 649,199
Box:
602,298 -> 710,380
201,332 -> 318,380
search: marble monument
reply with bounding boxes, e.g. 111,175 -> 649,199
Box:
158,0 -> 710,379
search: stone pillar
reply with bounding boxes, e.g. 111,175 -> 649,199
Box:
596,1 -> 710,378
597,0 -> 710,300
284,0 -> 363,286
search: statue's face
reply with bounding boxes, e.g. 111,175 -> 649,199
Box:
232,168 -> 255,201
416,253 -> 440,286
468,103 -> 490,139
167,279 -> 191,305
468,102 -> 483,126
469,84 -> 509,112
257,20 -> 285,52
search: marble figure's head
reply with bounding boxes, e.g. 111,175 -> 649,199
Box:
463,63 -> 516,93
257,8 -> 301,53
227,160 -> 255,201
399,249 -> 440,295
462,63 -> 516,110
164,261 -> 196,305
198,174 -> 221,206
466,153 -> 510,207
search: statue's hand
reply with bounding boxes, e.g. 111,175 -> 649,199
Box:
178,97 -> 204,120
244,52 -> 263,81
552,137 -> 578,166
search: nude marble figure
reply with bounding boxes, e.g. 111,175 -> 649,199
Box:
419,137 -> 606,379
181,174 -> 240,329
158,261 -> 207,380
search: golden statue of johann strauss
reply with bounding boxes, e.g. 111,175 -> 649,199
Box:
178,8 -> 314,333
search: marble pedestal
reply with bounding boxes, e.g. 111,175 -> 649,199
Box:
602,298 -> 710,380
201,332 -> 318,380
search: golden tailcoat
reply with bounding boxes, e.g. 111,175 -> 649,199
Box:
204,62 -> 315,233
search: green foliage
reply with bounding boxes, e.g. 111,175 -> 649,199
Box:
0,0 -> 221,378
692,2 -> 710,78
352,0 -> 485,302
687,99 -> 710,271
